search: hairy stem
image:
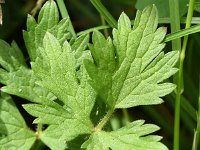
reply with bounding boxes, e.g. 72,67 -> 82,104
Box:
94,109 -> 114,132
36,124 -> 43,139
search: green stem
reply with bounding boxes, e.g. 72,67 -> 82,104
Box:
169,0 -> 181,51
36,124 -> 43,139
174,72 -> 182,150
173,0 -> 195,150
193,76 -> 200,150
196,77 -> 200,149
94,109 -> 114,132
30,124 -> 44,149
90,0 -> 117,28
77,25 -> 110,36
192,132 -> 198,150
169,1 -> 181,148
56,0 -> 76,38
100,15 -> 109,37
122,109 -> 130,124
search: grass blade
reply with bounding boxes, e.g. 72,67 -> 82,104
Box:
165,24 -> 200,42
159,17 -> 200,24
90,0 -> 117,28
56,0 -> 76,38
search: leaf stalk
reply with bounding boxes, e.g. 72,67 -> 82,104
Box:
94,109 -> 114,132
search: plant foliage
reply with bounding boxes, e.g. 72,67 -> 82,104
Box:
0,1 -> 179,149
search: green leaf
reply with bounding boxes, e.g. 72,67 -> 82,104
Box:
0,40 -> 54,103
23,32 -> 96,149
135,0 -> 189,17
23,97 -> 71,150
23,0 -> 72,61
0,40 -> 26,71
0,2 -> 178,149
0,93 -> 36,150
82,120 -> 167,150
0,1 -> 73,103
85,5 -> 179,109
70,34 -> 91,68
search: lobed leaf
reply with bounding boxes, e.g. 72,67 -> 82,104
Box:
0,93 -> 36,150
85,5 -> 179,109
23,0 -> 72,61
0,40 -> 54,103
24,32 -> 95,149
82,120 -> 168,150
0,0 -> 73,103
0,2 -> 179,149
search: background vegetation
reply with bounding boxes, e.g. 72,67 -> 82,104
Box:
0,0 -> 200,149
